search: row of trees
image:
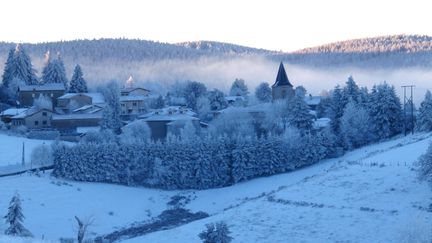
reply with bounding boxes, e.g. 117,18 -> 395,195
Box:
1,45 -> 88,104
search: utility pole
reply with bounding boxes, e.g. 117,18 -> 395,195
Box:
401,85 -> 415,136
21,142 -> 25,166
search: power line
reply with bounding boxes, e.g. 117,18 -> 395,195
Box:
401,85 -> 415,136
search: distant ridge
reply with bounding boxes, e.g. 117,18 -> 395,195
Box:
294,34 -> 432,54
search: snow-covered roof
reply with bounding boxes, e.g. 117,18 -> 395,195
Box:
140,106 -> 198,122
121,87 -> 150,93
58,92 -> 105,104
120,95 -> 146,101
313,117 -> 331,129
1,108 -> 28,116
11,107 -> 52,119
219,103 -> 271,114
19,83 -> 65,91
72,104 -> 103,114
52,113 -> 102,120
304,96 -> 322,106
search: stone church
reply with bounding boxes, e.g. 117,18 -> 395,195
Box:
272,62 -> 294,101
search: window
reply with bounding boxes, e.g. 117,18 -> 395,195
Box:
133,102 -> 137,106
121,103 -> 125,107
34,121 -> 39,126
50,93 -> 54,97
32,93 -> 35,98
42,120 -> 47,125
42,112 -> 47,116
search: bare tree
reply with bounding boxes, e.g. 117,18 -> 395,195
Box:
75,216 -> 94,243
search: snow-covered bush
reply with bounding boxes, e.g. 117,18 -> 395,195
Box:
198,221 -> 233,243
31,144 -> 53,166
417,142 -> 432,183
120,120 -> 151,144
33,94 -> 53,110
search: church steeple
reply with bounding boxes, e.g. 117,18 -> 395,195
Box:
273,62 -> 292,87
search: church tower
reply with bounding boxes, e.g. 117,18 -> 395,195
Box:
272,62 -> 294,101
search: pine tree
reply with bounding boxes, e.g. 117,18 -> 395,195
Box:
329,85 -> 344,134
4,193 -> 32,237
287,95 -> 314,131
417,90 -> 432,132
229,78 -> 248,97
2,45 -> 38,87
255,82 -> 272,103
41,54 -> 68,89
342,76 -> 360,104
1,49 -> 15,88
369,82 -> 403,139
69,65 -> 88,93
150,95 -> 165,109
101,81 -> 122,134
198,222 -> 233,243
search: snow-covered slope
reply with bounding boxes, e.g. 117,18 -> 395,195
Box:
0,133 -> 54,167
0,133 -> 431,242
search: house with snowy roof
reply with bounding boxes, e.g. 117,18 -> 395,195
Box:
136,106 -> 205,140
0,108 -> 28,124
10,107 -> 53,129
18,83 -> 66,108
56,92 -> 105,114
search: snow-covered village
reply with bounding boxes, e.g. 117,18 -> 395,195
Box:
0,1 -> 432,243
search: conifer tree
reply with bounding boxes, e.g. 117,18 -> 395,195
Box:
287,95 -> 314,131
329,85 -> 344,133
69,65 -> 88,93
417,90 -> 432,132
369,82 -> 403,139
4,193 -> 32,237
2,45 -> 38,87
101,81 -> 122,134
42,53 -> 68,89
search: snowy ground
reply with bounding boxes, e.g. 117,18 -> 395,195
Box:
0,133 -> 53,168
0,133 -> 431,242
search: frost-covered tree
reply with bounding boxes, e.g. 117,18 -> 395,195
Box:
418,142 -> 432,183
287,95 -> 314,131
369,82 -> 403,139
329,85 -> 344,133
2,45 -> 38,87
150,95 -> 165,109
229,78 -> 248,97
417,90 -> 432,132
183,81 -> 207,111
101,81 -> 122,134
33,94 -> 53,110
31,144 -> 53,166
208,89 -> 227,111
180,120 -> 198,141
4,193 -> 32,237
342,76 -> 360,104
69,65 -> 88,93
210,108 -> 255,138
255,82 -> 272,103
295,85 -> 307,98
198,222 -> 233,243
120,121 -> 151,143
41,54 -> 68,89
196,96 -> 211,121
340,100 -> 373,149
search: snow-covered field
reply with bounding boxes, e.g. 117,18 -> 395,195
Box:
0,133 -> 431,242
0,133 -> 53,168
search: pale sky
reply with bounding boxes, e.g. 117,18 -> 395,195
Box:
1,0 -> 431,51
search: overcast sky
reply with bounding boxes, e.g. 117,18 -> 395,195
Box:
1,0 -> 431,51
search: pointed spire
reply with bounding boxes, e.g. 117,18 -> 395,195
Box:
125,75 -> 134,88
273,62 -> 292,87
